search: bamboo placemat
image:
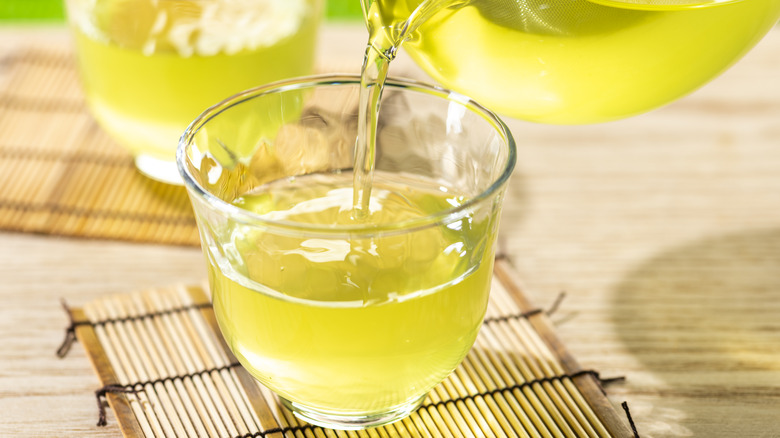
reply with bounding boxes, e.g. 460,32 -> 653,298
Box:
59,259 -> 636,437
0,45 -> 200,245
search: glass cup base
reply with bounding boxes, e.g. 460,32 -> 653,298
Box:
135,154 -> 182,185
279,393 -> 428,430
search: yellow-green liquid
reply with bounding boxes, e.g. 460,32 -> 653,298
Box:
71,8 -> 318,162
369,0 -> 780,123
209,172 -> 495,415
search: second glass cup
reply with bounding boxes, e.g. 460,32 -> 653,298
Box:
178,75 -> 516,429
65,0 -> 323,184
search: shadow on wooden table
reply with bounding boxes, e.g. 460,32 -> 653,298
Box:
611,227 -> 780,436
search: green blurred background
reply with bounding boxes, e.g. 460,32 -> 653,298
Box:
0,0 -> 365,22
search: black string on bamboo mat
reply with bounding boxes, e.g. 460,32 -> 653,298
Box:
93,362 -> 242,427
95,384 -> 143,427
573,369 -> 626,397
56,299 -> 91,358
227,370 -> 626,438
56,299 -> 211,358
126,362 -> 243,391
621,401 -> 641,438
420,369 -> 624,412
90,367 -> 626,430
238,424 -> 319,438
482,291 -> 567,325
545,291 -> 566,316
90,363 -> 626,430
88,302 -> 213,327
233,373 -> 622,438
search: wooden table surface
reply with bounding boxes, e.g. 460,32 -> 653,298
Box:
1,23 -> 779,437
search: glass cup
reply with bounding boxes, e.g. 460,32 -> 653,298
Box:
177,75 -> 516,429
64,0 -> 323,184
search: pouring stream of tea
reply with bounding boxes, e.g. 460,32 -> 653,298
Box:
352,0 -> 466,218
351,0 -> 631,216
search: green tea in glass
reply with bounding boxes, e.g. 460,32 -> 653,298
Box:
65,0 -> 323,184
178,75 -> 516,429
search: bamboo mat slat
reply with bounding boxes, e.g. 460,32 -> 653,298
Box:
62,259 -> 635,437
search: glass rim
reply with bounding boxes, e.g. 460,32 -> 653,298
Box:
176,73 -> 517,236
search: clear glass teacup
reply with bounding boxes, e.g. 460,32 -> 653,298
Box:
177,75 -> 516,429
